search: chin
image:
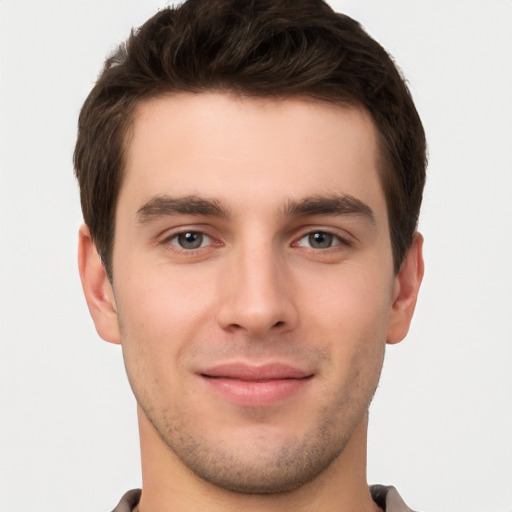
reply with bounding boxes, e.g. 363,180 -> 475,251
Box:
154,412 -> 353,495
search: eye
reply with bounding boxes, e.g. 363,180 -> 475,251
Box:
295,231 -> 345,249
168,231 -> 213,250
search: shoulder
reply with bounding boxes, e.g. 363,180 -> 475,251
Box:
370,484 -> 417,512
110,489 -> 141,512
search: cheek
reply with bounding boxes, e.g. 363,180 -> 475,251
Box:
304,261 -> 394,332
300,263 -> 392,378
117,260 -> 216,330
114,266 -> 217,385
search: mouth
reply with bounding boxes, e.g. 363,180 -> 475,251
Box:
199,362 -> 314,407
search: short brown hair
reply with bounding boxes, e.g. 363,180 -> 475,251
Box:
74,0 -> 426,279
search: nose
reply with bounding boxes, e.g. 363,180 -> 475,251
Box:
216,242 -> 299,337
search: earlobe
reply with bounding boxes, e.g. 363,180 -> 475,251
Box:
78,224 -> 121,344
387,233 -> 424,344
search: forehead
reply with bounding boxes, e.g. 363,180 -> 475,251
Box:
120,92 -> 386,219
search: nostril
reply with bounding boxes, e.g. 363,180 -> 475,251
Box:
273,321 -> 285,328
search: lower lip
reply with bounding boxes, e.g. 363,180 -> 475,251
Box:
201,376 -> 312,407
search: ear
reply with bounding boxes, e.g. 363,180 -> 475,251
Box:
387,233 -> 424,344
78,224 -> 121,344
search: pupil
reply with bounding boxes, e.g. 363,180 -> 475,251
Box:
309,232 -> 332,249
179,232 -> 202,249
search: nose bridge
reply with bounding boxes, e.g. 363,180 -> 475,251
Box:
217,234 -> 297,336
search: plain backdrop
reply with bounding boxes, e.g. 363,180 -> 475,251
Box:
1,1 -> 511,511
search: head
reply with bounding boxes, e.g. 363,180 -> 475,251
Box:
76,0 -> 426,500
74,0 -> 426,281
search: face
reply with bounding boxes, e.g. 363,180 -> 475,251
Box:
81,92 -> 422,494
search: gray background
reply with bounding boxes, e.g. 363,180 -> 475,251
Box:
1,1 -> 511,511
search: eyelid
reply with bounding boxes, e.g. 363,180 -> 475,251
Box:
295,233 -> 341,249
155,224 -> 354,253
159,225 -> 222,253
292,227 -> 353,248
168,231 -> 213,248
158,223 -> 215,241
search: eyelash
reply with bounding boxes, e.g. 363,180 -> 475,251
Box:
162,230 -> 218,252
161,228 -> 351,254
294,230 -> 351,250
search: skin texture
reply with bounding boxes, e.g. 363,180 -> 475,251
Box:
79,93 -> 424,512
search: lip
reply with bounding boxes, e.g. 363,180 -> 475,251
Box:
199,362 -> 313,407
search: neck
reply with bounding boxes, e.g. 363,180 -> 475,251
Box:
135,407 -> 380,512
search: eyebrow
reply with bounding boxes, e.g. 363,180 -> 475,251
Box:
136,195 -> 230,223
136,193 -> 375,224
282,194 -> 375,223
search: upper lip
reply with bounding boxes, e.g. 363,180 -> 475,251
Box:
200,362 -> 312,381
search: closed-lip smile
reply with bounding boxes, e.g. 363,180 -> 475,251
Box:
199,362 -> 314,407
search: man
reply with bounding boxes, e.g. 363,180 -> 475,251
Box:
75,1 -> 425,511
